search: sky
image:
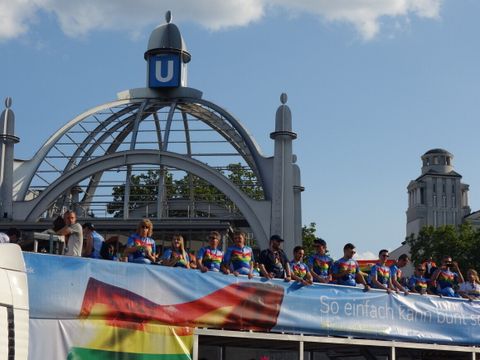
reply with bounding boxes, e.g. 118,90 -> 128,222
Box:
1,0 -> 480,259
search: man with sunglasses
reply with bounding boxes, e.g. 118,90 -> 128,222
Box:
369,249 -> 394,293
431,255 -> 464,297
331,243 -> 370,290
307,238 -> 333,283
408,265 -> 428,295
197,231 -> 224,272
258,235 -> 291,281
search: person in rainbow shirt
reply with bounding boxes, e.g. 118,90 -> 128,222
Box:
289,246 -> 313,286
124,219 -> 156,264
162,234 -> 190,268
197,231 -> 224,272
431,255 -> 464,297
331,243 -> 370,290
307,238 -> 333,283
408,264 -> 429,295
368,249 -> 395,293
390,254 -> 410,295
221,231 -> 258,278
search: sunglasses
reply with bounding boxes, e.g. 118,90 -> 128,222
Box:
381,254 -> 389,258
141,225 -> 150,229
417,268 -> 426,272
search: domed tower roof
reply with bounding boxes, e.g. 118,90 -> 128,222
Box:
421,148 -> 454,175
423,148 -> 452,157
144,11 -> 191,63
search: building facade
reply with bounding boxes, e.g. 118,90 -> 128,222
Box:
406,148 -> 470,237
391,148 -> 472,275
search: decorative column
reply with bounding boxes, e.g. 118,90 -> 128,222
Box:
270,93 -> 297,256
0,97 -> 19,220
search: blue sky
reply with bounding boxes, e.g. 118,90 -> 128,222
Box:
2,0 -> 480,259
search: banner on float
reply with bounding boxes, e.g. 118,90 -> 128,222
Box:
25,252 -> 480,359
30,319 -> 192,360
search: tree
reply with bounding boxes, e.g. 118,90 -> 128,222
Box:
302,222 -> 317,257
107,170 -> 173,217
224,163 -> 263,200
106,164 -> 263,217
406,223 -> 480,274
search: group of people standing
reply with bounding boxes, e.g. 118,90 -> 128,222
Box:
344,246 -> 480,301
50,213 -> 480,301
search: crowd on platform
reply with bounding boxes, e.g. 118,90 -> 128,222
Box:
2,212 -> 479,300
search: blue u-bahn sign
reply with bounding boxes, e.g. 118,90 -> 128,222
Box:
148,54 -> 181,88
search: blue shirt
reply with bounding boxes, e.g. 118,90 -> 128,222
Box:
290,260 -> 309,280
408,275 -> 428,294
90,231 -> 104,259
162,248 -> 190,268
197,246 -> 223,271
390,264 -> 405,285
223,245 -> 254,275
127,233 -> 156,263
308,254 -> 333,281
369,263 -> 391,288
332,257 -> 360,286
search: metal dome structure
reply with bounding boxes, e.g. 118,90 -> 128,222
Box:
0,13 -> 303,252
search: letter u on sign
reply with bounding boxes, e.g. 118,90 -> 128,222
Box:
156,60 -> 174,82
148,54 -> 180,88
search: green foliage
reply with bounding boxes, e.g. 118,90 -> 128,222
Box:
107,170 -> 173,217
224,163 -> 263,200
406,223 -> 480,274
107,164 -> 263,217
302,222 -> 317,257
174,174 -> 222,202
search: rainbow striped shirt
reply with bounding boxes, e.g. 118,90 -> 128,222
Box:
290,260 -> 309,279
332,258 -> 360,286
369,263 -> 391,287
308,254 -> 333,280
223,245 -> 254,274
162,248 -> 190,268
408,275 -> 428,294
437,269 -> 458,290
197,246 -> 223,271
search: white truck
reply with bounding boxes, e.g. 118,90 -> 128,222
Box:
0,244 -> 28,360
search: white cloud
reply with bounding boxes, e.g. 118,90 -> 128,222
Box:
0,0 -> 43,41
354,251 -> 377,260
266,0 -> 443,40
0,0 -> 443,41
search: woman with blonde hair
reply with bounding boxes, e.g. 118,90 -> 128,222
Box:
458,269 -> 480,301
162,234 -> 190,268
124,219 -> 156,264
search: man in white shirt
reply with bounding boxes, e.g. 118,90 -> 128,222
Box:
57,211 -> 83,256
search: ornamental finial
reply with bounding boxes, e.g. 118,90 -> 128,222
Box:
165,11 -> 172,24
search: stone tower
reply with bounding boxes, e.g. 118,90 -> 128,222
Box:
406,148 -> 470,237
